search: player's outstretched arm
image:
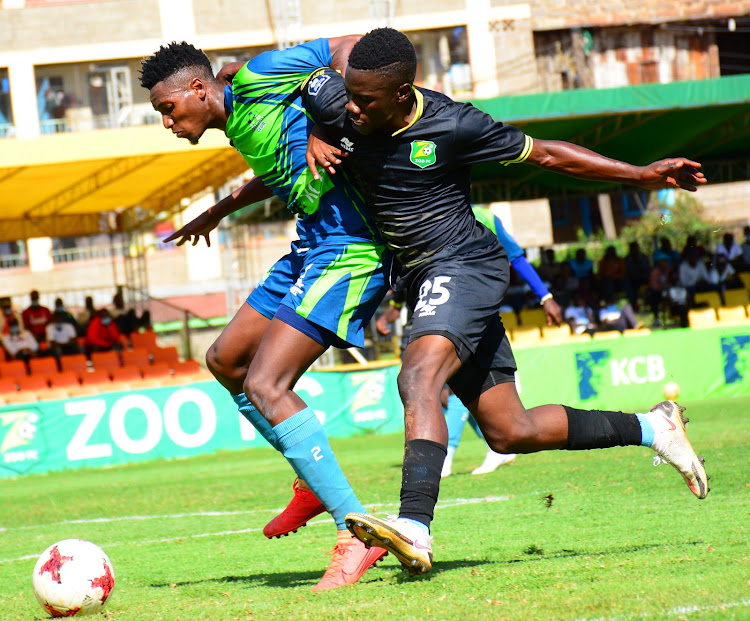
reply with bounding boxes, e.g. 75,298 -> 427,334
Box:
163,176 -> 273,247
306,124 -> 347,180
528,139 -> 707,191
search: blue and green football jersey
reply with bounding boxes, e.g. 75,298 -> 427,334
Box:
223,39 -> 379,246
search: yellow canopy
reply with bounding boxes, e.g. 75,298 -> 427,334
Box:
0,125 -> 247,242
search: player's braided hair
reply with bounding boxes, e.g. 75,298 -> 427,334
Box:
348,28 -> 417,84
139,41 -> 214,89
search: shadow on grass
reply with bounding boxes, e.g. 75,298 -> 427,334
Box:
500,540 -> 705,565
148,559 -> 492,590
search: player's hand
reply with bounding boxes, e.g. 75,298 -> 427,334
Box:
163,208 -> 222,247
543,297 -> 563,326
375,313 -> 392,336
639,158 -> 706,192
216,61 -> 245,85
306,125 -> 347,180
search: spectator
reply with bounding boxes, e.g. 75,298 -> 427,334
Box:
85,309 -> 123,354
1,317 -> 38,364
652,237 -> 680,268
666,269 -> 689,328
76,296 -> 97,336
564,293 -> 596,335
678,248 -> 712,305
21,290 -> 52,343
596,245 -> 627,299
709,254 -> 743,305
715,232 -> 744,270
537,248 -> 561,284
647,258 -> 671,326
569,248 -> 594,292
596,296 -> 640,333
740,225 -> 750,271
680,234 -> 706,261
625,241 -> 650,309
46,310 -> 82,357
112,291 -> 139,336
53,297 -> 80,331
1,303 -> 21,336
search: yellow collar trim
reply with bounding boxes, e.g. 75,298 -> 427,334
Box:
392,88 -> 423,137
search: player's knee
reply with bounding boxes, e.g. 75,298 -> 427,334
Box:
397,361 -> 439,405
243,372 -> 284,412
482,417 -> 533,454
206,341 -> 247,384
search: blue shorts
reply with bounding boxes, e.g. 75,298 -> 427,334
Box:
247,240 -> 391,349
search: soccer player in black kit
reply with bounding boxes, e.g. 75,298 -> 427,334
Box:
302,28 -> 710,576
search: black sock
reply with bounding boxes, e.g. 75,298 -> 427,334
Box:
398,439 -> 447,529
564,405 -> 642,450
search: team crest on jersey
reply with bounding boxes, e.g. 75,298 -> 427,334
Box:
410,140 -> 437,168
340,137 -> 354,152
307,72 -> 330,96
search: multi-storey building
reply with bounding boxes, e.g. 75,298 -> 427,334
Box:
1,0 -> 749,304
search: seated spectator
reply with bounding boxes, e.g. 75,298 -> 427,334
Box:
21,290 -> 52,343
1,303 -> 21,336
85,309 -> 123,354
715,232 -> 743,269
646,258 -> 671,326
596,296 -> 640,333
537,248 -> 561,284
596,245 -> 627,299
741,225 -> 750,271
666,269 -> 689,328
76,296 -> 97,337
569,248 -> 594,293
709,254 -> 743,305
564,293 -> 596,335
625,241 -> 650,309
53,297 -> 80,332
1,317 -> 38,364
46,311 -> 82,357
680,234 -> 706,262
652,237 -> 680,268
678,248 -> 713,305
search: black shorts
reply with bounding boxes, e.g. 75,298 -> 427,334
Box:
403,240 -> 517,405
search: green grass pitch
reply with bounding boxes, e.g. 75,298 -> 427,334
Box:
1,395 -> 748,620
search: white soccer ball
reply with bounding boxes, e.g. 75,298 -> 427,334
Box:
32,539 -> 115,617
663,381 -> 680,401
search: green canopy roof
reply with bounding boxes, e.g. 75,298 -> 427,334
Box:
468,74 -> 750,202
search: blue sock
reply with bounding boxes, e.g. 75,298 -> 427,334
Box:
400,517 -> 430,534
232,393 -> 280,451
445,394 -> 469,449
636,413 -> 655,447
273,407 -> 365,529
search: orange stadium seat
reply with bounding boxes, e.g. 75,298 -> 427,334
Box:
121,348 -> 151,371
18,376 -> 50,392
173,359 -> 202,376
80,369 -> 113,385
29,357 -> 59,377
151,346 -> 179,368
48,371 -> 81,389
60,354 -> 89,376
0,377 -> 19,394
0,360 -> 28,379
130,330 -> 158,351
91,351 -> 121,373
142,362 -> 172,379
111,366 -> 142,384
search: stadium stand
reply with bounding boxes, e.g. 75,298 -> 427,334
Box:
510,326 -> 542,346
519,308 -> 547,327
60,353 -> 89,376
694,291 -> 721,309
90,351 -> 121,373
0,360 -> 28,379
716,305 -> 750,326
152,346 -> 179,368
688,307 -> 719,328
29,357 -> 59,377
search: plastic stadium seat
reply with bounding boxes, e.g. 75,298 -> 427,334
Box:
716,305 -> 750,326
500,312 -> 518,331
592,330 -> 621,340
151,346 -> 179,368
39,387 -> 71,401
723,289 -> 749,308
688,307 -> 718,329
29,357 -> 59,377
510,326 -> 542,347
18,376 -> 50,392
519,308 -> 547,327
67,383 -> 101,397
80,369 -> 113,385
130,330 -> 158,352
121,348 -> 150,371
142,362 -> 172,379
0,377 -> 19,393
173,359 -> 202,376
60,354 -> 89,376
91,351 -> 121,373
541,325 -> 571,343
0,360 -> 28,379
739,272 -> 750,289
623,328 -> 652,337
4,391 -> 38,405
694,291 -> 721,309
48,371 -> 81,389
111,366 -> 142,383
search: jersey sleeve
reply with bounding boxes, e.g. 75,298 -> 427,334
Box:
301,67 -> 349,128
246,39 -> 332,76
492,215 -> 524,262
451,103 -> 533,167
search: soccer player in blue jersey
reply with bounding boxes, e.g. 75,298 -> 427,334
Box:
140,38 -> 390,590
302,28 -> 709,576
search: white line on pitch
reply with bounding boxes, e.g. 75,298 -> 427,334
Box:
574,598 -> 750,620
0,495 -> 509,564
